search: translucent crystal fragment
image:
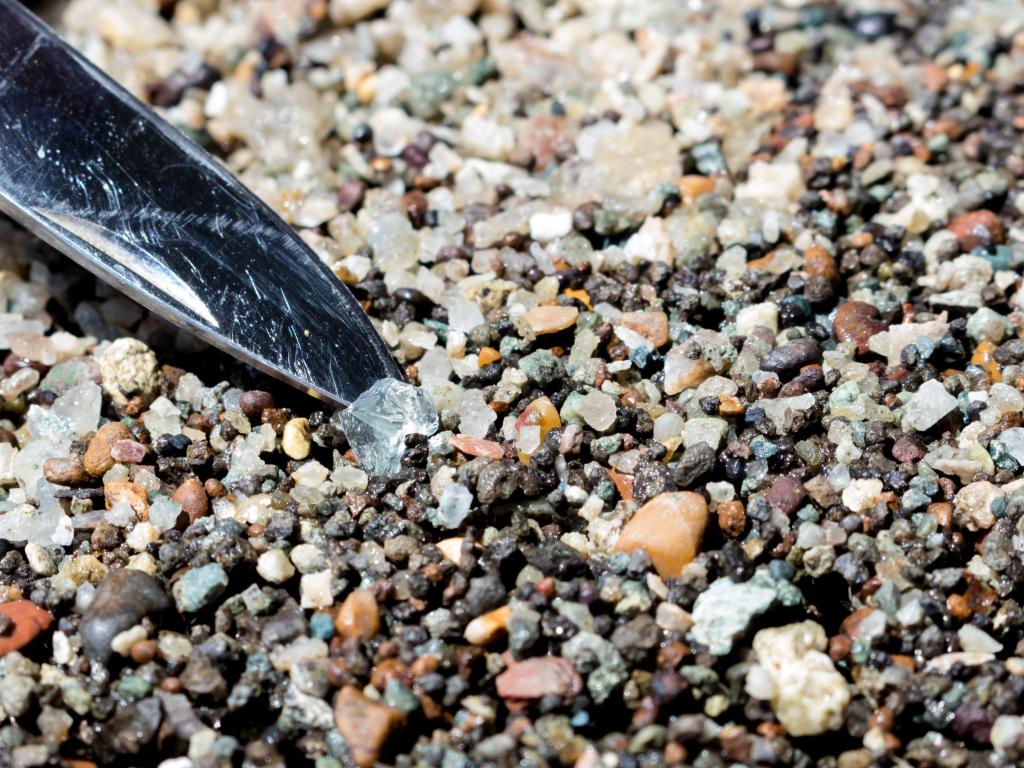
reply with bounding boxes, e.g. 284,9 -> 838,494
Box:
0,480 -> 73,546
26,382 -> 101,448
335,378 -> 438,477
432,483 -> 472,529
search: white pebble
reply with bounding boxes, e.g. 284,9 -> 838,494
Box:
257,549 -> 296,584
529,209 -> 573,242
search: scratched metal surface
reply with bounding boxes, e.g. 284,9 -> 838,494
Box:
0,0 -> 403,406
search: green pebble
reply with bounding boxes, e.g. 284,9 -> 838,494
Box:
172,562 -> 229,613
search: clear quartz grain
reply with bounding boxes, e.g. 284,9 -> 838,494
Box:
335,378 -> 438,477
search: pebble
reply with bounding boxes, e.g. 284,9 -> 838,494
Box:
300,570 -> 334,609
104,481 -> 150,521
958,624 -> 1003,654
764,476 -> 807,516
0,601 -> 51,657
450,434 -> 504,460
760,338 -> 821,375
172,563 -> 228,613
529,209 -> 573,241
81,569 -> 170,661
110,439 -> 146,463
841,479 -> 884,513
334,589 -> 380,642
464,605 -> 511,645
256,549 -> 295,583
282,417 -> 311,460
42,456 -> 89,485
614,492 -> 709,579
902,379 -> 958,431
98,338 -> 159,406
749,621 -> 851,736
333,686 -> 405,768
691,570 -> 781,655
522,305 -> 579,335
618,311 -> 670,347
84,422 -> 133,476
495,656 -> 582,700
949,209 -> 1004,251
171,477 -> 208,523
576,390 -> 617,431
24,542 -> 56,575
832,302 -> 886,355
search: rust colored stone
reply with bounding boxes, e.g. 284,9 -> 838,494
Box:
717,500 -> 746,539
335,589 -> 380,642
171,477 -> 209,524
949,209 -> 1004,252
0,600 -> 51,657
833,301 -> 886,355
333,686 -> 405,768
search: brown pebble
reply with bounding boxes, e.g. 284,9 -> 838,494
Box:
803,247 -> 838,283
333,686 -> 405,768
892,435 -> 925,463
130,639 -> 158,664
43,457 -> 90,486
764,475 -> 807,516
160,677 -> 183,692
614,492 -> 709,579
717,500 -> 746,539
83,422 -> 134,477
828,634 -> 852,661
833,301 -> 886,355
239,390 -> 275,418
946,593 -> 971,620
172,477 -> 209,524
104,481 -> 150,521
949,209 -> 1005,252
0,600 -> 51,657
335,589 -> 380,642
204,478 -> 225,498
929,502 -> 953,527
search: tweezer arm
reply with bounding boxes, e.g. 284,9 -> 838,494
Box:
0,0 -> 402,405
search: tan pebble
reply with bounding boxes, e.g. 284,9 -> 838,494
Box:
464,605 -> 511,645
84,422 -> 133,477
663,349 -> 713,396
523,305 -> 579,335
171,477 -> 209,524
282,417 -> 311,460
334,588 -> 380,642
104,481 -> 150,521
614,491 -> 709,579
619,310 -> 670,347
333,686 -> 405,768
43,457 -> 89,486
436,537 -> 464,564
